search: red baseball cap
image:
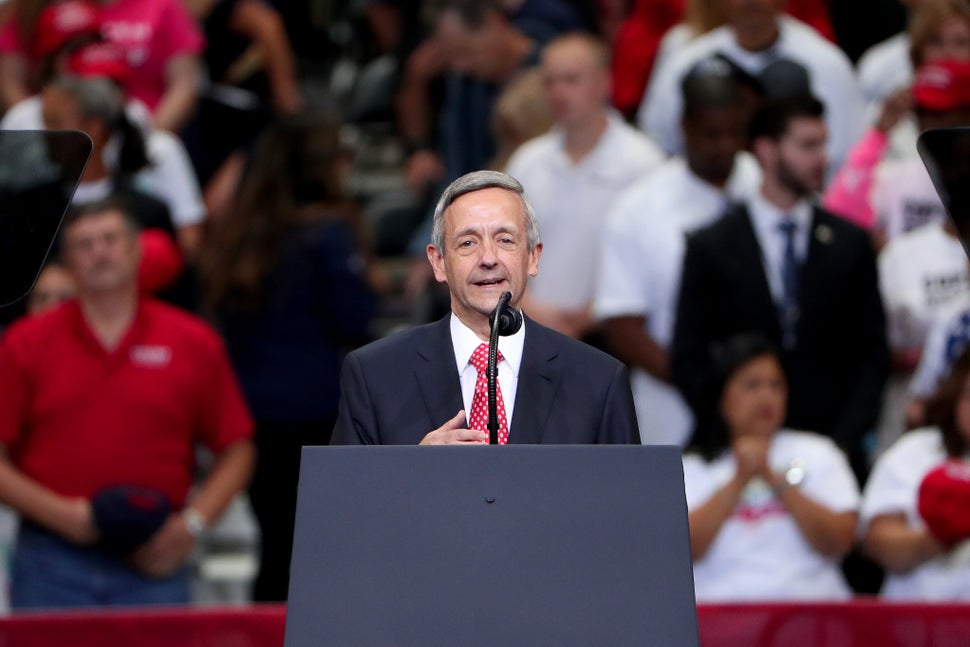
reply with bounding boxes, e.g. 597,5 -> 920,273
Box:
912,60 -> 970,112
918,460 -> 970,545
66,41 -> 130,86
35,0 -> 100,59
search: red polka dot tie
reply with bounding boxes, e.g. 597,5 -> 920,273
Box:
468,343 -> 509,444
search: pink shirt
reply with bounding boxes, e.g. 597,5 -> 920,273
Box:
822,128 -> 889,231
0,0 -> 204,111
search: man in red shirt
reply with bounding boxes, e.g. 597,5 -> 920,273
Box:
0,198 -> 254,609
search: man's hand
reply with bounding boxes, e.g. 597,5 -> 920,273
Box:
420,410 -> 488,445
59,497 -> 100,546
129,513 -> 196,578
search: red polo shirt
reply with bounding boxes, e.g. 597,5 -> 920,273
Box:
0,298 -> 253,507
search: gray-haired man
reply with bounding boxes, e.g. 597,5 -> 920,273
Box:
331,171 -> 639,446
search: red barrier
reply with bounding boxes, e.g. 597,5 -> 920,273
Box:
1,602 -> 969,646
0,605 -> 287,647
698,601 -> 970,647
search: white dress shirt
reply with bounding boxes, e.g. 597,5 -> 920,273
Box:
450,313 -> 525,431
747,192 -> 813,305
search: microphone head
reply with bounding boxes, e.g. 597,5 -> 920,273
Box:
489,293 -> 523,336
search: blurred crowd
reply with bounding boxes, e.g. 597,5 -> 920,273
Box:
1,0 -> 970,613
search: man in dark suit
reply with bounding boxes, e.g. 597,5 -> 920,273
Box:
672,94 -> 889,478
332,170 -> 639,445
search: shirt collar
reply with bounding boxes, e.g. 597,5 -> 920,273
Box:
549,109 -> 625,176
450,312 -> 525,377
70,295 -> 147,355
748,190 -> 813,236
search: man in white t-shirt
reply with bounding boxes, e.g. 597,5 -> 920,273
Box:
637,0 -> 864,173
880,221 -> 969,360
594,72 -> 760,446
877,219 -> 969,449
506,33 -> 664,339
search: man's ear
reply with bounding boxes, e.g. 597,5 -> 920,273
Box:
528,242 -> 542,277
427,244 -> 448,284
751,136 -> 774,168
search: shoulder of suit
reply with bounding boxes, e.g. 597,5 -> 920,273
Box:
348,318 -> 446,363
526,318 -> 624,371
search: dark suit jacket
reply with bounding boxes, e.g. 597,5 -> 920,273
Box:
672,204 -> 889,456
331,315 -> 640,445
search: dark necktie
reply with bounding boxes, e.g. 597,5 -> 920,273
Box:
778,220 -> 800,349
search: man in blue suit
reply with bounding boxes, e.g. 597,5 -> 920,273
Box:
332,170 -> 639,445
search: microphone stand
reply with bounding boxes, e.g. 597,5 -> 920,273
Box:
487,291 -> 522,444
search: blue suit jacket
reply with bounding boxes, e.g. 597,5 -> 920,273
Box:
331,315 -> 640,445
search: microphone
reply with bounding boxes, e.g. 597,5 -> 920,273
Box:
489,293 -> 523,336
486,291 -> 520,444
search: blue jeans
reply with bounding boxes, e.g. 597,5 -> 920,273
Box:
11,522 -> 190,610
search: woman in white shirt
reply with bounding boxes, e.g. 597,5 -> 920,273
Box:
683,333 -> 860,601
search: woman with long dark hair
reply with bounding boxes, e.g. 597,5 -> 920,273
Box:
201,112 -> 376,602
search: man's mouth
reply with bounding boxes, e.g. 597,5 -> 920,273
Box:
473,278 -> 506,287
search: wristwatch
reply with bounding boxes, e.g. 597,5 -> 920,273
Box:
775,460 -> 806,493
182,507 -> 207,539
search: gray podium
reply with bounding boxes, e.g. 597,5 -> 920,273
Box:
285,445 -> 699,646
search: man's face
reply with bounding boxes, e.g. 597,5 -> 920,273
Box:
62,210 -> 140,295
773,117 -> 828,197
683,105 -> 748,186
427,188 -> 541,332
541,41 -> 608,127
435,11 -> 503,81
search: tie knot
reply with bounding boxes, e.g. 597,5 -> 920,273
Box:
470,343 -> 503,372
777,220 -> 797,238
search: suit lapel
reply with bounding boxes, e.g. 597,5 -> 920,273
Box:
798,209 -> 838,332
414,317 -> 465,429
732,207 -> 783,339
509,317 -> 561,444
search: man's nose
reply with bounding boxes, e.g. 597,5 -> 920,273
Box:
89,237 -> 109,254
478,241 -> 498,266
